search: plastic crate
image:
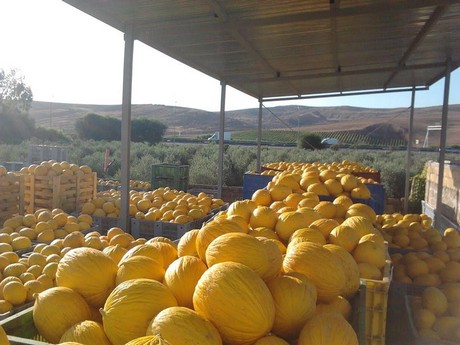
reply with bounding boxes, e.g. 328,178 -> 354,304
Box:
1,162 -> 25,172
151,164 -> 189,191
366,184 -> 385,215
131,214 -> 213,240
92,216 -> 121,234
359,259 -> 392,345
242,173 -> 273,199
0,306 -> 48,344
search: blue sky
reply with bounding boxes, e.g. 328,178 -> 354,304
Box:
1,0 -> 458,112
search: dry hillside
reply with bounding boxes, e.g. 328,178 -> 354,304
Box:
29,101 -> 460,146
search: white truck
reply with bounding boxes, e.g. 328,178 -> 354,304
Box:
208,132 -> 232,141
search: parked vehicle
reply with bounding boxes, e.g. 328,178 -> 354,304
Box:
208,132 -> 232,141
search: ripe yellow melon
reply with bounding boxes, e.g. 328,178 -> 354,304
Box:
309,218 -> 340,239
358,263 -> 383,280
177,229 -> 199,257
342,216 -> 374,238
250,206 -> 278,229
324,179 -> 344,196
125,335 -> 171,345
329,225 -> 360,252
439,261 -> 460,283
316,296 -> 352,321
297,312 -> 358,345
3,280 -> 27,306
275,211 -> 313,244
249,227 -> 280,240
102,244 -> 128,265
323,244 -> 360,298
406,259 -> 430,279
290,228 -> 326,246
283,242 -> 346,302
353,241 -> 386,269
257,237 -> 284,281
422,287 -> 448,316
193,262 -> 275,345
102,279 -> 178,345
432,316 -> 460,342
56,247 -> 117,308
226,200 -> 253,223
163,256 -> 207,309
146,306 -> 222,345
119,244 -> 164,267
60,320 -> 111,345
206,232 -> 270,278
267,274 -> 317,340
253,335 -> 289,345
270,185 -> 293,201
116,256 -> 165,285
314,201 -> 337,219
196,218 -> 246,260
442,283 -> 460,302
146,242 -> 178,269
252,189 -> 272,206
413,308 -> 436,330
33,287 -> 92,343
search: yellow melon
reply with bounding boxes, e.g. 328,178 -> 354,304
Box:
442,283 -> 460,302
101,279 -> 178,345
146,306 -> 222,345
177,229 -> 199,257
163,256 -> 207,309
439,261 -> 460,283
125,335 -> 171,345
309,218 -> 340,239
297,312 -> 358,345
226,200 -> 253,223
206,232 -> 270,278
358,263 -> 382,280
3,280 -> 27,306
116,256 -> 165,285
146,242 -> 178,269
289,228 -> 326,246
249,227 -> 280,240
193,262 -> 275,345
316,296 -> 352,321
432,316 -> 460,342
119,244 -> 164,267
257,237 -> 284,281
55,247 -> 117,308
283,242 -> 346,302
352,241 -> 386,269
252,189 -> 272,206
196,218 -> 245,260
323,244 -> 360,298
275,211 -> 312,244
267,274 -> 317,340
250,206 -> 278,229
329,225 -> 360,252
422,287 -> 448,316
314,201 -> 337,219
406,259 -> 429,279
33,287 -> 92,343
102,244 -> 127,265
0,324 -> 9,345
413,308 -> 436,330
60,320 -> 111,345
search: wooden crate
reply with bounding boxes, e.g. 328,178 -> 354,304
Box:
0,174 -> 24,222
76,172 -> 97,211
23,174 -> 77,214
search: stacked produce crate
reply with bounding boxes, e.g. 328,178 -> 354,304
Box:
151,163 -> 189,191
0,169 -> 24,222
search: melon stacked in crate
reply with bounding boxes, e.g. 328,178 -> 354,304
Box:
80,187 -> 226,237
0,166 -> 23,223
19,161 -> 96,214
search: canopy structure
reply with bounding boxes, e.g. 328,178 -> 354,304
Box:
62,0 -> 460,231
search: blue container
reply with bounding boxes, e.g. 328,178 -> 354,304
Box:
242,173 -> 273,199
366,183 -> 385,215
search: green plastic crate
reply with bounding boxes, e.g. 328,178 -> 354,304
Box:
151,164 -> 189,191
0,306 -> 48,344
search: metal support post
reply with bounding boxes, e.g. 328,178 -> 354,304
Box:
256,101 -> 262,172
217,81 -> 226,198
404,87 -> 416,213
120,27 -> 134,233
435,59 -> 452,213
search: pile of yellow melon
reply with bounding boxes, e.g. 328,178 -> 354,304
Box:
0,226 -> 146,318
376,213 -> 460,251
1,209 -> 93,245
23,208 -> 364,345
410,285 -> 460,342
261,169 -> 373,202
0,166 -> 20,218
81,188 -> 225,224
97,179 -> 152,190
391,244 -> 460,286
263,160 -> 378,174
18,161 -> 93,178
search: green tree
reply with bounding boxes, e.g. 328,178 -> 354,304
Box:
33,126 -> 70,143
131,118 -> 167,144
298,133 -> 323,150
0,68 -> 33,113
75,113 -> 120,141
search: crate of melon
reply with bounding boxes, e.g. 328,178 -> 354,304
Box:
0,306 -> 47,344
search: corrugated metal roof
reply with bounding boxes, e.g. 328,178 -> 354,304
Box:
63,0 -> 460,101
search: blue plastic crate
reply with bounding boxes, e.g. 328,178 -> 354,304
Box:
242,173 -> 273,199
366,184 -> 385,215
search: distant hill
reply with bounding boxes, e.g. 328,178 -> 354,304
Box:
29,101 -> 460,146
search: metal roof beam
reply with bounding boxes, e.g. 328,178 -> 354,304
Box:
205,0 -> 301,96
384,6 -> 447,89
224,61 -> 454,84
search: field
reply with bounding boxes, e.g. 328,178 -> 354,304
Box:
0,140 -> 454,200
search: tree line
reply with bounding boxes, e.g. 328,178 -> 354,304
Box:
0,68 -> 167,145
